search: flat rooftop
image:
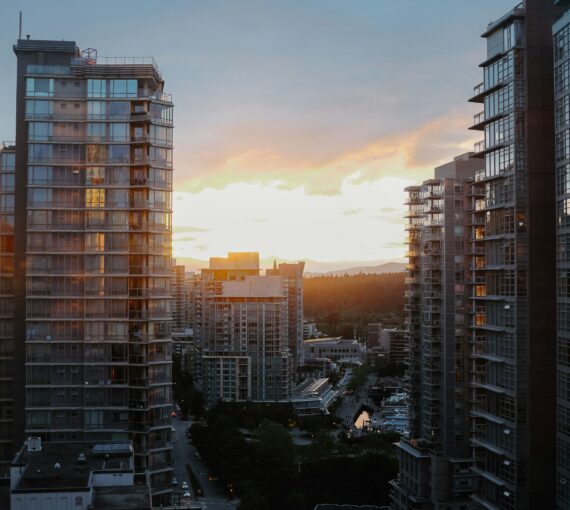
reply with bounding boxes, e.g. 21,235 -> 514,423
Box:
93,486 -> 151,510
13,442 -> 132,492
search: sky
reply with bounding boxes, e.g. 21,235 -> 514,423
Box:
0,0 -> 517,267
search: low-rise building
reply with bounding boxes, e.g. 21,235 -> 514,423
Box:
11,439 -> 151,510
303,337 -> 366,365
290,378 -> 336,415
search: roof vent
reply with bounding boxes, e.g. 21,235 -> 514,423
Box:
27,437 -> 42,452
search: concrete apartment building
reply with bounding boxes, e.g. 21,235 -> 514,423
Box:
391,154 -> 480,510
190,252 -> 303,406
4,39 -> 174,503
202,275 -> 291,405
171,261 -> 188,330
267,261 -> 305,371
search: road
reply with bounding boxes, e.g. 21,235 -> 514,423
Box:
171,416 -> 238,510
335,373 -> 379,429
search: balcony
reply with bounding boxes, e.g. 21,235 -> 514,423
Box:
469,81 -> 505,103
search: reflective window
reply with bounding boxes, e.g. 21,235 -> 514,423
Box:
26,100 -> 53,118
26,78 -> 54,97
87,123 -> 107,141
29,122 -> 53,141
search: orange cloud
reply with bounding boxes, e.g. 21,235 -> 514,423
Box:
174,106 -> 480,195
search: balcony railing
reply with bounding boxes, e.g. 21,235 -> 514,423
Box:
474,140 -> 485,153
473,111 -> 485,125
473,82 -> 484,96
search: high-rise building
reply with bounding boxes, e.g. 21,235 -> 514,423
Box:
10,39 -> 174,503
172,261 -> 188,330
190,252 -> 296,406
466,2 -> 558,508
267,261 -> 305,371
391,154 -> 480,510
554,2 -> 570,508
202,275 -> 291,405
0,142 -> 15,478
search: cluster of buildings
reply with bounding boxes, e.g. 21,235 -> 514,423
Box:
392,1 -> 570,509
175,252 -> 306,407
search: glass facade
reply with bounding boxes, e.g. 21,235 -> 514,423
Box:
468,9 -> 542,509
0,145 -> 15,478
556,11 -> 570,510
22,62 -> 173,498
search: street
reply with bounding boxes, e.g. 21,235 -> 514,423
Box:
171,415 -> 238,510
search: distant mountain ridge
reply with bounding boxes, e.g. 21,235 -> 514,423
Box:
318,261 -> 406,276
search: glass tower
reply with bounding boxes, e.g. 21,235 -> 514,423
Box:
467,2 -> 557,508
554,2 -> 570,508
12,40 -> 174,503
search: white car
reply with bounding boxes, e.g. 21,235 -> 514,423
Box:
183,491 -> 191,498
181,481 -> 189,490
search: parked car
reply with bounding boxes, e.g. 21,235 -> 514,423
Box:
181,481 -> 189,490
183,491 -> 191,498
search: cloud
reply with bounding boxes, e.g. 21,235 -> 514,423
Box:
343,208 -> 362,216
173,226 -> 210,233
175,106 -> 478,196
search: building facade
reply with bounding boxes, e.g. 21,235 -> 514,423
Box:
190,253 -> 296,406
172,261 -> 188,330
391,155 -> 480,510
0,143 -> 15,478
267,261 -> 305,371
554,2 -> 570,508
467,2 -> 558,508
11,40 -> 174,502
202,275 -> 291,405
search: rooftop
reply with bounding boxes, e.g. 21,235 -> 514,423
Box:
13,441 -> 133,492
93,486 -> 151,510
304,337 -> 361,346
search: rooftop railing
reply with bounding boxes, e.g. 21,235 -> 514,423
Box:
71,56 -> 162,78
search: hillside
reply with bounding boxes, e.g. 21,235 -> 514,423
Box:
303,272 -> 405,337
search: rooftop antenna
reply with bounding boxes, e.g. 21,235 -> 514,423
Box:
18,11 -> 22,40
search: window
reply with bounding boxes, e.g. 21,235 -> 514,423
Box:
86,188 -> 105,208
110,123 -> 128,141
29,122 -> 53,141
87,123 -> 106,141
87,79 -> 106,98
26,99 -> 53,118
26,78 -> 54,97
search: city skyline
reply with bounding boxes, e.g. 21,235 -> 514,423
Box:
0,0 -> 516,264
